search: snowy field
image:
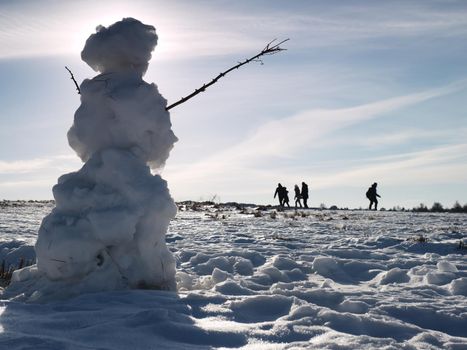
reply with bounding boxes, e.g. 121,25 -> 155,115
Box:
0,201 -> 466,349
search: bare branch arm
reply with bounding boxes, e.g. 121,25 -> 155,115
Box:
65,66 -> 81,94
166,38 -> 289,111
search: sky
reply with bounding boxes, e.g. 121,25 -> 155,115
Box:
0,0 -> 466,209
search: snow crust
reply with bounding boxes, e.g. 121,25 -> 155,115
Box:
1,203 -> 466,348
5,18 -> 177,301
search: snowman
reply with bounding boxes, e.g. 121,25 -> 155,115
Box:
9,18 -> 178,301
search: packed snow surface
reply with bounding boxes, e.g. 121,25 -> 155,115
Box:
1,202 -> 466,349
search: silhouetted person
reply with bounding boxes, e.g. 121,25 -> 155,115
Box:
283,187 -> 290,208
366,182 -> 381,210
301,182 -> 309,208
274,183 -> 285,206
294,184 -> 302,208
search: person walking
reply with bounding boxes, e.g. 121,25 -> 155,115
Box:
294,184 -> 302,208
274,183 -> 285,206
366,182 -> 381,210
301,182 -> 309,208
283,187 -> 291,208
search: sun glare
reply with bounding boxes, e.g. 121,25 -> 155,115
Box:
70,11 -> 179,61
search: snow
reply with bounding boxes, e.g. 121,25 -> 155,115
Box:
0,16 -> 466,349
1,202 -> 466,349
81,18 -> 158,77
5,18 -> 178,301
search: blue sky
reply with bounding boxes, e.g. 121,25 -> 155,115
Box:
0,0 -> 466,208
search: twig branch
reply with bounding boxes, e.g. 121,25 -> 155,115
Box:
166,38 -> 289,111
65,66 -> 81,94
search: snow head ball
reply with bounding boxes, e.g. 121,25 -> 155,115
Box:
9,18 -> 178,300
81,17 -> 157,76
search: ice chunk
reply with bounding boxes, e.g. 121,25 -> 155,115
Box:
337,299 -> 369,314
378,268 -> 410,285
233,259 -> 254,276
425,272 -> 455,286
215,280 -> 253,295
449,277 -> 467,296
212,268 -> 232,284
312,257 -> 339,276
230,295 -> 294,322
437,261 -> 458,273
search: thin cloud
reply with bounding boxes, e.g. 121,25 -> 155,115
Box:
232,81 -> 464,157
0,1 -> 263,60
167,79 -> 467,180
165,81 -> 467,201
0,155 -> 79,174
0,179 -> 52,188
0,158 -> 52,174
313,143 -> 467,189
167,142 -> 467,203
3,1 -> 467,59
333,127 -> 467,148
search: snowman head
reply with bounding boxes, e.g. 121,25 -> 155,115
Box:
81,18 -> 158,76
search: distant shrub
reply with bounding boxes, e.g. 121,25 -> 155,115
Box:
411,201 -> 467,213
391,206 -> 405,212
451,201 -> 463,213
431,202 -> 444,212
329,205 -> 338,210
413,203 -> 429,212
